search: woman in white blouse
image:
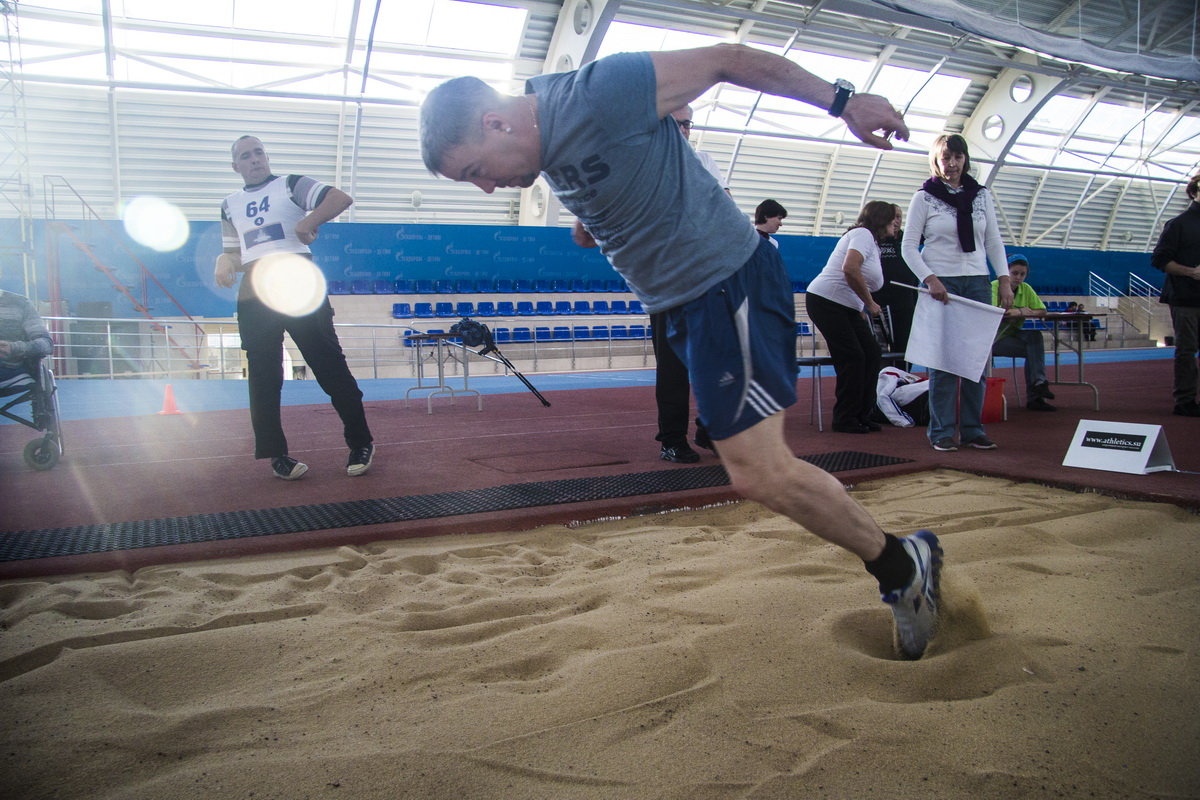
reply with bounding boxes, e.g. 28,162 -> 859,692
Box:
805,201 -> 902,433
902,134 -> 1013,452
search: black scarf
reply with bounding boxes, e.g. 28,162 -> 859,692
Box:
921,173 -> 983,252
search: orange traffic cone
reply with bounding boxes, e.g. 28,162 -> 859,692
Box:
157,384 -> 182,415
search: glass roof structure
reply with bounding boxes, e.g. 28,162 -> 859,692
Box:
2,0 -> 1199,254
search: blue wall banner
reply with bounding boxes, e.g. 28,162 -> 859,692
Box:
0,218 -> 1164,320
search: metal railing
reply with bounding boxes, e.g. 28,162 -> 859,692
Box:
39,316 -> 657,381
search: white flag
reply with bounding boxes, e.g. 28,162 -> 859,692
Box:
902,286 -> 1003,382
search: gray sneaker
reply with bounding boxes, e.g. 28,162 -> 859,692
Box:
881,530 -> 943,660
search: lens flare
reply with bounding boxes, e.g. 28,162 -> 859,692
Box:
250,254 -> 327,317
122,196 -> 190,252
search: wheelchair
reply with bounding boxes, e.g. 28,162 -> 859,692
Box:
0,357 -> 64,471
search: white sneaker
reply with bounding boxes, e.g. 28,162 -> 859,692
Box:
881,530 -> 942,659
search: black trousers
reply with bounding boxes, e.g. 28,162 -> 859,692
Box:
871,281 -> 916,354
804,292 -> 881,428
650,311 -> 707,447
237,296 -> 372,459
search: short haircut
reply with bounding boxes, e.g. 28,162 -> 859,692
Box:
929,133 -> 971,178
231,135 -> 260,159
755,199 -> 787,225
1187,173 -> 1200,201
420,76 -> 501,175
852,200 -> 898,241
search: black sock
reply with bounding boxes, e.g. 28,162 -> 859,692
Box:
864,533 -> 914,593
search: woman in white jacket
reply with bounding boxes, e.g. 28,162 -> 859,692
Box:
902,134 -> 1013,452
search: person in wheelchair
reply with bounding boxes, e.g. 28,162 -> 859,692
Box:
1,289 -> 62,469
0,289 -> 53,390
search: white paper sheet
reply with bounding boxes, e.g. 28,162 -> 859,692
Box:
900,284 -> 1004,382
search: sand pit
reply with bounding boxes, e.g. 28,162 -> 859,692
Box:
1,470 -> 1197,799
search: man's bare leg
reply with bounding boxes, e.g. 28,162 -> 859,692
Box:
714,410 -> 942,659
714,411 -> 885,560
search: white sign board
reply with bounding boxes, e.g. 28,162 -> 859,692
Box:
1062,419 -> 1176,475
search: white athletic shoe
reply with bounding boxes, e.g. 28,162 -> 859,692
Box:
881,529 -> 943,659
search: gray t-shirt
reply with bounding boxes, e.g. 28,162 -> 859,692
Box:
527,53 -> 759,313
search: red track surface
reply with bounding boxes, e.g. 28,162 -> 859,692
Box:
1,358 -> 1195,579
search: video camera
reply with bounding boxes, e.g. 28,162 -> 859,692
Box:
449,317 -> 495,353
448,317 -> 549,406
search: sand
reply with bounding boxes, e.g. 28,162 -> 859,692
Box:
1,469 -> 1197,799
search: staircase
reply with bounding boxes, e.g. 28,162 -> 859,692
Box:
43,176 -> 205,374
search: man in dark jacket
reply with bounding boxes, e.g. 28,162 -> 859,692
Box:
1151,172 -> 1200,417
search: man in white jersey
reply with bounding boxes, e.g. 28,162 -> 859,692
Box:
419,46 -> 943,660
216,136 -> 374,480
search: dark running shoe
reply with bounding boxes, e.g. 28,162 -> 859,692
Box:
882,530 -> 943,660
346,444 -> 375,476
1031,381 -> 1056,400
1173,401 -> 1200,417
931,438 -> 958,452
660,444 -> 700,464
272,455 -> 308,481
694,426 -> 715,452
963,436 -> 998,450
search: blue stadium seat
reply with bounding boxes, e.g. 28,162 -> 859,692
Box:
496,279 -> 515,293
591,325 -> 609,339
372,279 -> 392,294
414,302 -> 433,318
569,279 -> 588,293
455,301 -> 475,317
534,279 -> 552,292
512,327 -> 532,342
572,300 -> 591,315
796,322 -> 812,336
475,301 -> 496,317
393,278 -> 414,294
414,279 -> 436,294
328,280 -> 348,295
493,327 -> 511,343
535,300 -> 554,315
455,279 -> 473,293
475,279 -> 495,293
591,300 -> 610,315
534,326 -> 552,341
587,279 -> 607,292
514,279 -> 533,293
628,300 -> 644,315
606,279 -> 628,292
551,280 -> 569,293
517,301 -> 535,316
609,300 -> 629,314
496,301 -> 515,316
351,279 -> 372,294
553,326 -> 571,340
610,324 -> 628,339
392,302 -> 413,319
628,324 -> 647,339
434,302 -> 455,317
572,325 -> 591,340
554,300 -> 572,315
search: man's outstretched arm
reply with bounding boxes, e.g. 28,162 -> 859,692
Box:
650,44 -> 909,150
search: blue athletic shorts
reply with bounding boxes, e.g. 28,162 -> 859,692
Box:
661,237 -> 798,441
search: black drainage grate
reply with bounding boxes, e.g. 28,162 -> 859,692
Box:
0,451 -> 912,562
